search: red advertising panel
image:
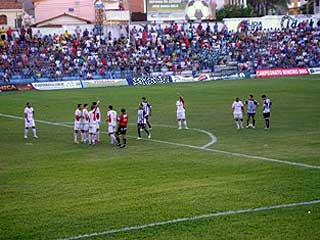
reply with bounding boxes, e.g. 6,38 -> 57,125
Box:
256,68 -> 309,78
0,84 -> 18,92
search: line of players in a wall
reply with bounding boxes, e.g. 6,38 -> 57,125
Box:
71,96 -> 188,147
23,94 -> 271,145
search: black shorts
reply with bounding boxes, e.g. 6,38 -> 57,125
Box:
263,112 -> 270,119
117,126 -> 127,135
247,113 -> 256,118
137,123 -> 146,128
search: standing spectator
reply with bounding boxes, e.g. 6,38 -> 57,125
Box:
6,27 -> 13,41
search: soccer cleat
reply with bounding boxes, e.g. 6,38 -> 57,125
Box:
137,137 -> 142,140
252,126 -> 256,129
246,125 -> 249,129
178,127 -> 182,130
33,135 -> 38,139
24,135 -> 28,139
148,134 -> 151,139
184,127 -> 189,129
148,128 -> 152,130
74,141 -> 79,144
120,144 -> 126,148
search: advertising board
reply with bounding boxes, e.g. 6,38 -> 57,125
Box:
32,81 -> 82,90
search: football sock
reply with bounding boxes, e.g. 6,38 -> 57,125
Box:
183,120 -> 188,128
246,119 -> 250,126
178,121 -> 182,128
110,134 -> 115,144
24,128 -> 28,137
116,136 -> 121,144
266,119 -> 270,128
253,118 -> 256,126
240,120 -> 244,128
123,138 -> 127,145
32,128 -> 37,137
147,121 -> 152,128
74,132 -> 78,142
88,134 -> 92,144
138,128 -> 141,138
96,130 -> 100,141
235,121 -> 240,128
144,129 -> 150,136
80,132 -> 84,142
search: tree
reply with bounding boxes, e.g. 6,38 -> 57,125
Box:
216,4 -> 254,21
247,0 -> 289,16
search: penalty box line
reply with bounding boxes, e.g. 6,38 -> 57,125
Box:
0,113 -> 320,170
58,199 -> 320,240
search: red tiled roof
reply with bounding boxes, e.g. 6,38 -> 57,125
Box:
0,1 -> 23,10
33,12 -> 92,26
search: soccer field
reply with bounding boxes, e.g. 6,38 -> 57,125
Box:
1,76 -> 320,240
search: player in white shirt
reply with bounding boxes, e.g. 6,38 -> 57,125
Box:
106,105 -> 117,144
176,96 -> 188,129
232,97 -> 244,129
24,102 -> 38,139
92,102 -> 101,143
88,100 -> 100,145
82,104 -> 90,143
261,94 -> 272,129
74,104 -> 83,144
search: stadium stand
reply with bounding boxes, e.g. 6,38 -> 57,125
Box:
0,21 -> 319,84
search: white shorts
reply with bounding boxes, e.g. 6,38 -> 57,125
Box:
108,125 -> 116,134
74,122 -> 81,131
82,123 -> 89,131
25,119 -> 35,128
233,113 -> 243,119
177,111 -> 186,120
89,124 -> 97,134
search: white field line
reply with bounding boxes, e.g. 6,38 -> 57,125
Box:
57,199 -> 320,240
150,123 -> 217,148
61,122 -> 218,148
1,113 -> 320,170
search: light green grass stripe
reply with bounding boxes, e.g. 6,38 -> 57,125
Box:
58,199 -> 320,240
1,113 -> 320,170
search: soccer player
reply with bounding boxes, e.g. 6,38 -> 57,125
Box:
137,104 -> 151,140
74,104 -> 83,144
88,100 -> 100,145
141,97 -> 152,129
232,97 -> 244,129
176,96 -> 188,129
82,104 -> 90,143
92,101 -> 101,143
261,94 -> 272,129
115,108 -> 128,148
24,102 -> 38,139
106,105 -> 117,144
245,95 -> 259,128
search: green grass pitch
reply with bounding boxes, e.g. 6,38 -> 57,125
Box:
1,76 -> 320,239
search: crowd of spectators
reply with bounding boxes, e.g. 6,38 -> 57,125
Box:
0,20 -> 320,83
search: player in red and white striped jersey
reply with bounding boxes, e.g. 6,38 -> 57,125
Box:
82,104 -> 90,143
88,101 -> 100,145
74,104 -> 83,144
92,102 -> 101,143
176,96 -> 188,129
106,105 -> 117,144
